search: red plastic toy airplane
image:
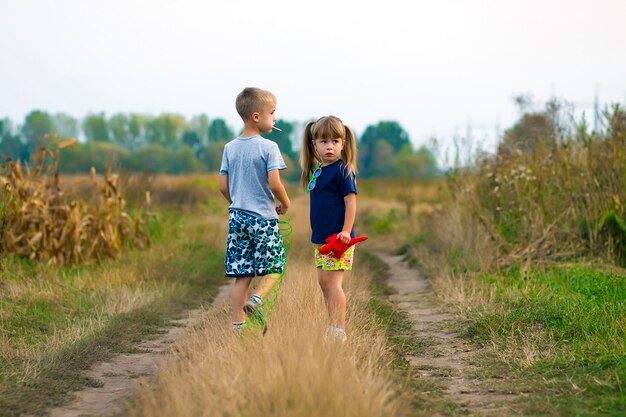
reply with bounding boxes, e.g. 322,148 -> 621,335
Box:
318,234 -> 369,259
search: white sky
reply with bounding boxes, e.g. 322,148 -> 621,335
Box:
1,0 -> 625,159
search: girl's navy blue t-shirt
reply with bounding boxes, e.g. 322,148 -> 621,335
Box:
309,159 -> 357,244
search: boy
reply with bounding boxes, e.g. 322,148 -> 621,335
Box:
219,87 -> 290,334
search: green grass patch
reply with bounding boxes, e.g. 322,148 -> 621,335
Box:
465,264 -> 625,416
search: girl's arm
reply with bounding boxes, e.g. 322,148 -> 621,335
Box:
219,174 -> 232,203
338,193 -> 357,243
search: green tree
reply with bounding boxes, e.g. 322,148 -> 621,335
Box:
127,143 -> 204,173
280,152 -> 301,182
415,146 -> 439,179
83,113 -> 110,142
22,110 -> 56,153
167,146 -> 205,174
182,131 -> 201,150
393,144 -> 439,180
57,141 -> 130,173
359,121 -> 410,177
202,140 -> 227,172
108,113 -> 131,148
190,114 -> 209,146
53,113 -> 79,139
128,113 -> 147,151
370,140 -> 395,177
128,144 -> 172,173
208,118 -> 233,142
145,113 -> 187,148
361,121 -> 410,153
0,118 -> 26,160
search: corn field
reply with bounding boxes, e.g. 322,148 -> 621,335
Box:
0,136 -> 153,265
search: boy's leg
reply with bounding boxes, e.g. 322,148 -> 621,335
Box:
232,277 -> 253,322
250,216 -> 285,304
317,269 -> 346,328
253,273 -> 282,300
225,210 -> 256,325
243,273 -> 281,323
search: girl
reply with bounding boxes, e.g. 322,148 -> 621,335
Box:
300,115 -> 358,342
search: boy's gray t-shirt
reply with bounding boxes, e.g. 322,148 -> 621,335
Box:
219,135 -> 287,220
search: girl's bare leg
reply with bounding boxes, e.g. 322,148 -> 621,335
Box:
317,269 -> 346,328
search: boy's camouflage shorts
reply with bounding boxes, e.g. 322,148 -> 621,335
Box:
225,210 -> 285,277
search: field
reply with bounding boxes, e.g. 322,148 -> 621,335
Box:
1,109 -> 625,416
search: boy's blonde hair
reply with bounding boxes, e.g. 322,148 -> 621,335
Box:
299,115 -> 358,188
235,87 -> 276,121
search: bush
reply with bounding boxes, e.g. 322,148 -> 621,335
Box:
428,104 -> 626,268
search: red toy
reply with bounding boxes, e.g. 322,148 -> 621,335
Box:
318,234 -> 368,259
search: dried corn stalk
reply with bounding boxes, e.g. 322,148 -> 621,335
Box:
0,135 -> 153,265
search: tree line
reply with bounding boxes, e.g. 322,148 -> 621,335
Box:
0,111 -> 439,180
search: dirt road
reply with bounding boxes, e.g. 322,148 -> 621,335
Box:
45,284 -> 231,417
377,253 -> 523,416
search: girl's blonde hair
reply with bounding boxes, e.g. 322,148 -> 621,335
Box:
300,116 -> 358,188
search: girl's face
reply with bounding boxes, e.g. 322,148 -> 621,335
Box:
314,137 -> 344,165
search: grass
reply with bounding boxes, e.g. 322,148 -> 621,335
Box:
122,196 -> 413,417
0,206 -> 228,417
463,264 -> 625,416
360,173 -> 624,415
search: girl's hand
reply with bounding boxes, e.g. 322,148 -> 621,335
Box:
337,231 -> 351,244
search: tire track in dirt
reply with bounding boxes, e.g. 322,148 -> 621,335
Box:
377,253 -> 523,416
44,284 -> 231,417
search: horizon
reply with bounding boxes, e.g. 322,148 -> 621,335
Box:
2,0 -> 625,164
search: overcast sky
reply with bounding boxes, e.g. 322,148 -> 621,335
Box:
1,0 -> 625,159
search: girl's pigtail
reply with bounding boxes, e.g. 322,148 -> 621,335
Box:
342,125 -> 358,177
300,121 -> 317,188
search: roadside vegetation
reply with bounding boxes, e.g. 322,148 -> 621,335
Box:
0,150 -> 228,416
377,102 -> 626,416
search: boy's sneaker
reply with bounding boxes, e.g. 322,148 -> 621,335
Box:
243,295 -> 267,335
243,295 -> 263,316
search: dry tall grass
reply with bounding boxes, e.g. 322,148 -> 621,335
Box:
127,197 -> 410,417
406,105 -> 626,274
456,106 -> 626,267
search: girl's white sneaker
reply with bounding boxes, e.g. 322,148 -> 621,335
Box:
326,326 -> 348,343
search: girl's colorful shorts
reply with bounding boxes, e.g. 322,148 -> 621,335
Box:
314,245 -> 354,271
